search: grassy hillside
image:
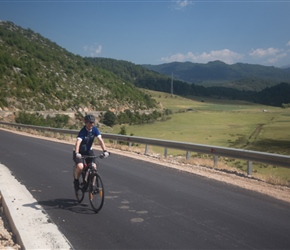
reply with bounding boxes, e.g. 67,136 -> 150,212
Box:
0,21 -> 156,112
105,89 -> 290,185
109,89 -> 290,155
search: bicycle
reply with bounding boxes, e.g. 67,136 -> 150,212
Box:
73,154 -> 107,213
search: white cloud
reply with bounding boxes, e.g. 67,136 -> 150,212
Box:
249,47 -> 280,58
266,52 -> 287,64
161,44 -> 290,66
83,44 -> 102,57
174,0 -> 193,10
161,49 -> 243,64
249,47 -> 288,65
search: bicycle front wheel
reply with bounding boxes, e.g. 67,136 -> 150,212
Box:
89,172 -> 104,213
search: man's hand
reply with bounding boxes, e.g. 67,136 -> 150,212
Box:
76,153 -> 82,159
101,151 -> 110,159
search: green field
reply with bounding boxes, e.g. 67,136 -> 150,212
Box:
102,90 -> 290,185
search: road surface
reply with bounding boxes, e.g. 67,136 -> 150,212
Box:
0,129 -> 290,249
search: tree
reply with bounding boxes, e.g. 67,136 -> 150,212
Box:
119,125 -> 127,135
102,111 -> 116,127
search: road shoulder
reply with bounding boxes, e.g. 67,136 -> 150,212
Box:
0,163 -> 72,249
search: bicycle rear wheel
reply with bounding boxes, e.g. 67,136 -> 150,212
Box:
75,188 -> 84,203
75,174 -> 85,203
89,172 -> 104,213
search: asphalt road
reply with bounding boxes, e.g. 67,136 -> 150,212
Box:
1,129 -> 290,249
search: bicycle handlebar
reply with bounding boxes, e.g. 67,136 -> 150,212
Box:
81,152 -> 110,159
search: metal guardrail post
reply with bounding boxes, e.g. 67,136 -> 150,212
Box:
247,161 -> 253,176
213,155 -> 218,167
164,148 -> 168,158
145,144 -> 149,155
186,151 -> 190,160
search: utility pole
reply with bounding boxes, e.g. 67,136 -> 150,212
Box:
171,72 -> 173,95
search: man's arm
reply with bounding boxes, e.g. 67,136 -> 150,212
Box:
97,135 -> 107,152
75,138 -> 82,153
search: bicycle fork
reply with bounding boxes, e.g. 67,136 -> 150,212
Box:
89,173 -> 103,199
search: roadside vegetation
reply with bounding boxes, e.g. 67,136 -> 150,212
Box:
15,112 -> 70,128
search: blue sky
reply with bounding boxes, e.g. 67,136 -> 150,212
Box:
1,0 -> 290,67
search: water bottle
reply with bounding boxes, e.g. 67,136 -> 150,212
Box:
92,162 -> 96,170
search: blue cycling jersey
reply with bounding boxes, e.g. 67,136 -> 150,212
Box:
77,126 -> 101,155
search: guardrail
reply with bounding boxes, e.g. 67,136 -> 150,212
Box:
0,121 -> 289,176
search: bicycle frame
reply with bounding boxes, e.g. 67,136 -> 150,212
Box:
74,154 -> 106,213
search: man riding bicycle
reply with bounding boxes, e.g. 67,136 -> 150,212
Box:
73,114 -> 109,190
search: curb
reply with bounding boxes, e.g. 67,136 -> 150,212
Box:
0,164 -> 72,249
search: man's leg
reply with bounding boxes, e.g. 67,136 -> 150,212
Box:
74,162 -> 83,191
74,162 -> 83,179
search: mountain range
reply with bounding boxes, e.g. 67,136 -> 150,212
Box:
0,20 -> 290,112
85,57 -> 290,106
143,60 -> 290,91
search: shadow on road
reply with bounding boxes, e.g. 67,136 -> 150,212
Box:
23,198 -> 97,214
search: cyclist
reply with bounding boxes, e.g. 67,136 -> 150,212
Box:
73,114 -> 109,190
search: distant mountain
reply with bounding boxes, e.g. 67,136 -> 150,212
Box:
87,58 -> 290,107
0,21 -> 156,112
281,64 -> 290,69
143,61 -> 290,91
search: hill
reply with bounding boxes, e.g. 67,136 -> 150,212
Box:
0,21 -> 156,112
143,61 -> 290,91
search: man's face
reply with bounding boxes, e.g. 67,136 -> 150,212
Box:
85,121 -> 94,130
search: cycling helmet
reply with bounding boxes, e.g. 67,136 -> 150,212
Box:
84,114 -> 95,123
